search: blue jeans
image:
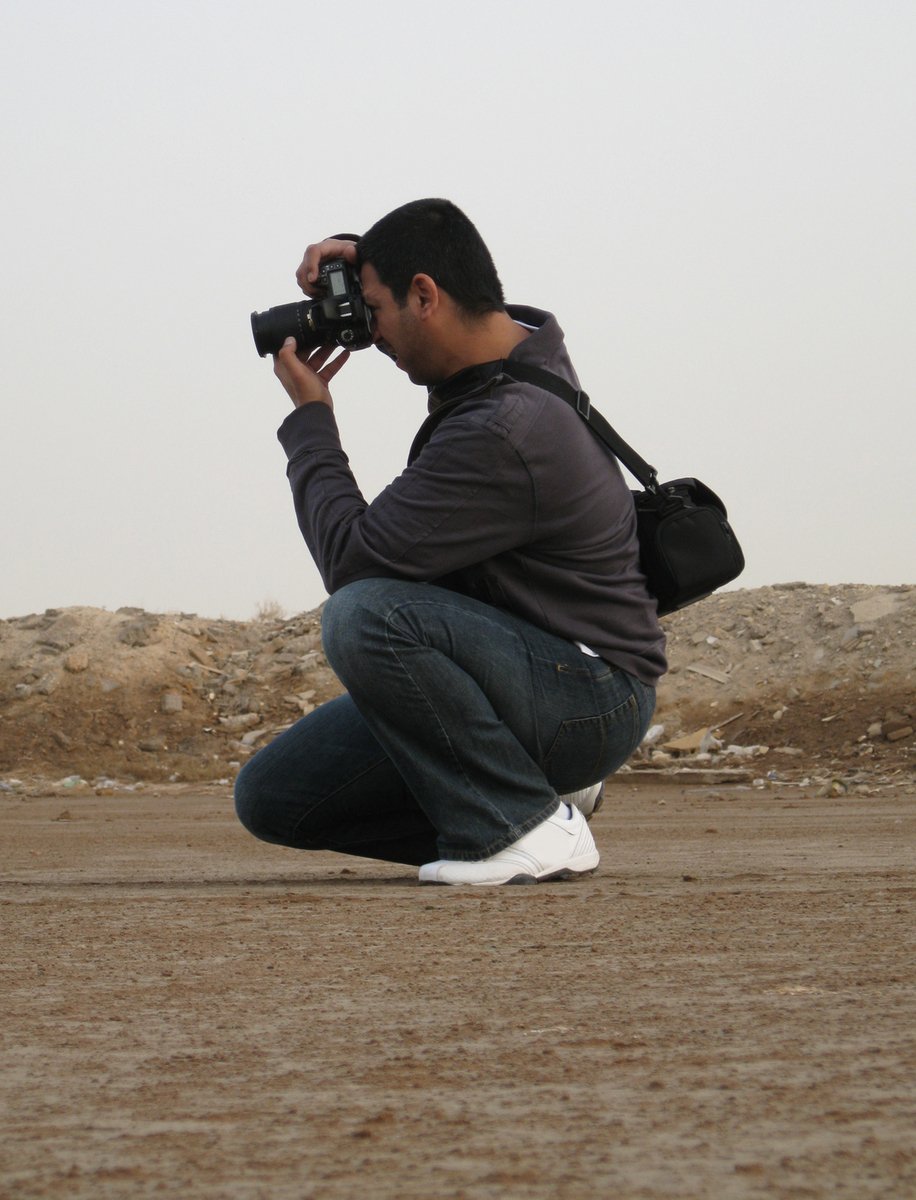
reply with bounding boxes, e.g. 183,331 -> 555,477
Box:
234,579 -> 655,865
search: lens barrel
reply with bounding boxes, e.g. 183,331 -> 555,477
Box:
250,301 -> 320,358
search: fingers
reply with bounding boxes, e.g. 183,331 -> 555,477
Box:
296,238 -> 359,295
312,345 -> 351,383
272,338 -> 350,409
296,343 -> 351,382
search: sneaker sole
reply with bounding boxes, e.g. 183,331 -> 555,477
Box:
419,860 -> 599,887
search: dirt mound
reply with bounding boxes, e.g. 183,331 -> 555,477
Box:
0,607 -> 339,785
1,584 -> 912,789
652,582 -> 914,780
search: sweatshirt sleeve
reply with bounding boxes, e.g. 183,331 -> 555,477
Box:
277,401 -> 535,594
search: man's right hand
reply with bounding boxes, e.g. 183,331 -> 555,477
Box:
296,238 -> 359,297
273,339 -> 350,411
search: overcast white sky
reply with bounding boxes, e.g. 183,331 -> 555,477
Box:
2,0 -> 914,621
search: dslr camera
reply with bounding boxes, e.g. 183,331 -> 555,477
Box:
250,258 -> 372,358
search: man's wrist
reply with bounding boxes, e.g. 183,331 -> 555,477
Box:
277,400 -> 341,458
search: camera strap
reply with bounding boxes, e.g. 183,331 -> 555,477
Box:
496,361 -> 660,492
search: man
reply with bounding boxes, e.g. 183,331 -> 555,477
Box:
235,199 -> 666,885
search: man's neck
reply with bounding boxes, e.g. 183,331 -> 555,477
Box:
437,309 -> 532,378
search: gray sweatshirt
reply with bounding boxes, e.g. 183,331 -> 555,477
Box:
277,305 -> 666,685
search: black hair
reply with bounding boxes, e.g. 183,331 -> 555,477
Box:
357,199 -> 505,316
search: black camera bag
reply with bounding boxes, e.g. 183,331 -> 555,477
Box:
498,362 -> 745,615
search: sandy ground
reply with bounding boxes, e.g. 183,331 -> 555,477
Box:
2,776 -> 914,1200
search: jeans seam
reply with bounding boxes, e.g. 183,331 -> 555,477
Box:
287,754 -> 390,844
384,602 -> 482,802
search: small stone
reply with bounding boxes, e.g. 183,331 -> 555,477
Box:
685,663 -> 730,684
36,673 -> 60,696
160,691 -> 184,714
240,728 -> 271,746
64,648 -> 90,673
138,738 -> 167,753
218,712 -> 261,732
119,616 -> 160,647
885,723 -> 913,743
649,750 -> 674,765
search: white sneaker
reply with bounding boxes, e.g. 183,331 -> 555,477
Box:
559,782 -> 604,820
418,802 -> 599,886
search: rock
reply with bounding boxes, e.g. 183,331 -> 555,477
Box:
160,691 -> 184,714
850,594 -> 901,624
218,712 -> 261,732
722,744 -> 769,759
685,663 -> 730,684
118,616 -> 160,647
884,722 -> 913,742
664,727 -> 721,754
37,614 -> 83,651
64,649 -> 90,673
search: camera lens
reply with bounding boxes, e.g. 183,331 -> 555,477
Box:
250,301 -> 321,358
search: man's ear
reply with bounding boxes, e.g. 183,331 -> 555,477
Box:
409,273 -> 440,316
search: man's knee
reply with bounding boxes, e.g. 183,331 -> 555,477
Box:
233,756 -> 274,841
322,578 -> 419,670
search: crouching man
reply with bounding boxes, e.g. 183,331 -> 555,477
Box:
235,198 -> 665,884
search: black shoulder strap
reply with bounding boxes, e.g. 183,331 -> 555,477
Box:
498,360 -> 659,492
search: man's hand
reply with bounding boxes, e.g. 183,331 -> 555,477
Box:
296,238 -> 359,297
273,339 -> 350,411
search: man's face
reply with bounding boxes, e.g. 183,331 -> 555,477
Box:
359,262 -> 437,385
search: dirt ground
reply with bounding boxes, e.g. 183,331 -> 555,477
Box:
3,774 -> 913,1200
